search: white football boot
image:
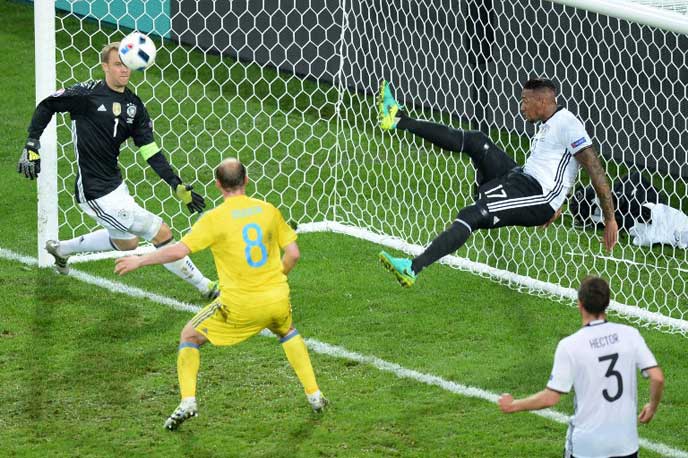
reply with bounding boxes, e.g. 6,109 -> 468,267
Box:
307,390 -> 329,413
164,398 -> 198,431
45,240 -> 70,275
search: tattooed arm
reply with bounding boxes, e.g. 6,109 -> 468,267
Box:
575,146 -> 618,251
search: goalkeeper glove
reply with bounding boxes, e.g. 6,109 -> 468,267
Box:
175,184 -> 206,214
17,138 -> 41,180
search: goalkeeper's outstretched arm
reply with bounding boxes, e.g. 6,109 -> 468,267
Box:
19,87 -> 87,179
27,88 -> 87,140
145,150 -> 206,214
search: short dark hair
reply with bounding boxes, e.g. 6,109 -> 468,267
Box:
215,159 -> 246,190
523,78 -> 557,94
578,276 -> 610,315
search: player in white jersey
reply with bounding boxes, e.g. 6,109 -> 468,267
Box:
498,276 -> 664,458
377,78 -> 618,287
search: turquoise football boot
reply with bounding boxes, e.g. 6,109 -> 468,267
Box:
378,81 -> 402,130
379,250 -> 416,287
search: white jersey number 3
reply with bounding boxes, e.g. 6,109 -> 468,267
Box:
599,353 -> 624,402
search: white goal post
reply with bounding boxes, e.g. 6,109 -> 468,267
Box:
36,0 -> 687,335
35,0 -> 58,268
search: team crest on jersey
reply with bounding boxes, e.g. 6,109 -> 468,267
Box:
112,102 -> 122,116
126,103 -> 137,124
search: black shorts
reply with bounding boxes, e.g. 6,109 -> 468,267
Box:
475,167 -> 555,229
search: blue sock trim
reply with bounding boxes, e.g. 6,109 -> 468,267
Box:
279,329 -> 299,344
178,342 -> 199,350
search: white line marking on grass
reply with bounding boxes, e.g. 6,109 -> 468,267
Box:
1,246 -> 685,458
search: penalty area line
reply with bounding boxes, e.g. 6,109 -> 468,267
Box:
0,246 -> 685,458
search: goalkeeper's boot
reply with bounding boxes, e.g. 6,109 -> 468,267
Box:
203,280 -> 220,300
45,240 -> 70,275
379,251 -> 416,287
378,80 -> 402,130
307,390 -> 329,413
164,398 -> 198,431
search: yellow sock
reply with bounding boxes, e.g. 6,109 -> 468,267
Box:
177,342 -> 201,399
280,330 -> 319,394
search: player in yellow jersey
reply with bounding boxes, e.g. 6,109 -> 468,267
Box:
114,158 -> 327,430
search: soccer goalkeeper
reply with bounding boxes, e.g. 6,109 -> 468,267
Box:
17,42 -> 218,299
377,79 -> 618,287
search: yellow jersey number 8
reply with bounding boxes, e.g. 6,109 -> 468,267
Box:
242,223 -> 268,267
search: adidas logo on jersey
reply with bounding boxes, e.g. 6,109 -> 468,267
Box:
97,104 -> 106,112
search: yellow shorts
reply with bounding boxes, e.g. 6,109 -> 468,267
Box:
190,298 -> 292,346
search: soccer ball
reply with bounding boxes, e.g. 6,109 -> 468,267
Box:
118,31 -> 157,71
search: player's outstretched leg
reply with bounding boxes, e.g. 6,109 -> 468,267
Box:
376,81 -> 517,187
279,328 -> 329,413
164,398 -> 198,431
165,327 -> 205,431
378,80 -> 402,130
379,250 -> 417,287
45,240 -> 71,274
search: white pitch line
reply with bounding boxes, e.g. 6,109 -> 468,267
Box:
1,246 -> 685,458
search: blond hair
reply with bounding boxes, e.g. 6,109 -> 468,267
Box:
100,42 -> 120,63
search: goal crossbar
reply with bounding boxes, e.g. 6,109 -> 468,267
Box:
547,0 -> 688,35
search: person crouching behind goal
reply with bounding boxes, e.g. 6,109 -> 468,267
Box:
17,42 -> 219,299
377,78 -> 618,287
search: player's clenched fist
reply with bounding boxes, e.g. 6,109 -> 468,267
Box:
498,394 -> 515,413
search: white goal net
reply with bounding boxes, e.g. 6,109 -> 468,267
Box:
38,0 -> 687,335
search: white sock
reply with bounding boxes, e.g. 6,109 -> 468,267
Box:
59,229 -> 115,255
180,397 -> 196,408
157,240 -> 210,292
307,390 -> 323,402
